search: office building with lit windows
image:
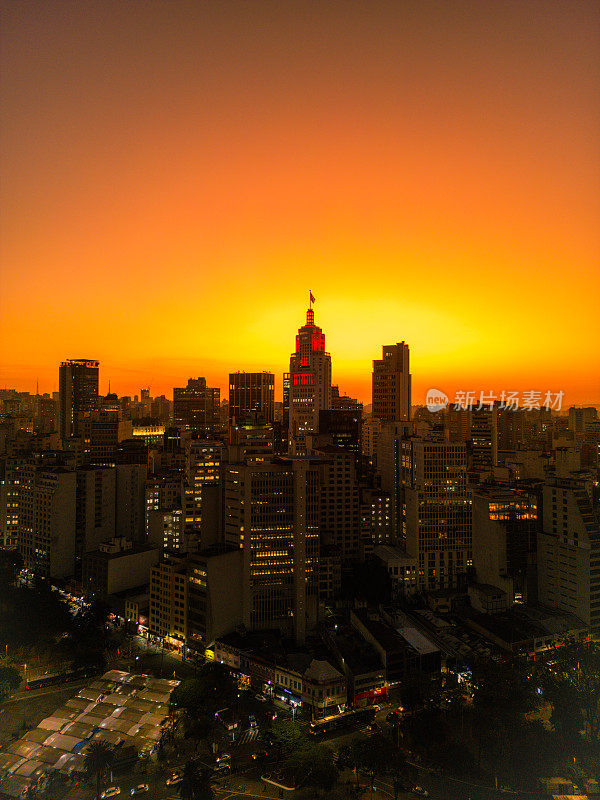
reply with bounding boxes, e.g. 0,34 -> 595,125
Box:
223,455 -> 320,644
59,359 -> 99,441
149,556 -> 188,651
229,372 -> 274,426
184,439 -> 222,533
401,436 -> 472,591
538,477 -> 600,634
372,343 -> 411,423
472,486 -> 538,608
288,307 -> 331,455
173,377 -> 220,433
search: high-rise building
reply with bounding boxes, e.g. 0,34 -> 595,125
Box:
360,487 -> 393,548
140,388 -> 152,417
184,439 -> 222,533
17,464 -> 77,578
401,436 -> 472,591
229,372 -> 275,426
80,409 -> 119,464
372,343 -> 411,424
173,378 -> 220,433
186,546 -> 244,653
149,556 -> 188,652
144,472 -> 184,539
538,478 -> 600,633
288,307 -> 332,455
470,405 -> 498,472
59,359 -> 99,441
568,406 -> 598,441
223,455 -> 320,644
115,463 -> 147,542
313,448 -> 361,560
75,466 -> 116,577
472,486 -> 538,607
331,386 -> 363,414
318,409 -> 362,460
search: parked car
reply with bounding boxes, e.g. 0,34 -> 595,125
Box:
249,714 -> 257,728
100,788 -> 120,799
165,773 -> 182,786
213,763 -> 231,776
216,753 -> 231,764
130,786 -> 149,796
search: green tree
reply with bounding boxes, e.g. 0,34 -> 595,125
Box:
0,666 -> 21,699
269,718 -> 309,757
350,733 -> 397,792
471,656 -> 541,784
171,664 -> 236,717
178,760 -> 215,800
286,744 -> 338,794
547,643 -> 600,743
0,548 -> 23,588
83,741 -> 115,800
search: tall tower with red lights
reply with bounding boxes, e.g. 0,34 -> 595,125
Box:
288,299 -> 332,454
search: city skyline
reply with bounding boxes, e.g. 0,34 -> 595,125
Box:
4,296 -> 599,409
2,294 -> 600,408
1,1 -> 599,405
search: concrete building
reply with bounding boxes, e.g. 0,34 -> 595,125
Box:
223,455 -> 320,644
82,537 -> 159,600
75,466 -> 116,576
538,477 -> 600,634
360,488 -> 393,547
288,307 -> 332,455
148,508 -> 188,554
401,436 -> 472,591
318,544 -> 342,601
317,409 -> 362,466
214,631 -> 347,719
229,372 -> 274,426
186,546 -> 244,652
149,556 -> 188,651
173,378 -> 220,433
568,406 -> 598,441
59,359 -> 99,441
373,544 -> 419,598
361,416 -> 381,471
472,486 -> 538,607
80,410 -> 119,464
115,463 -> 147,543
18,465 -> 76,578
184,439 -> 221,533
314,447 -> 360,561
470,406 -> 498,472
144,472 -> 184,539
372,343 -> 411,424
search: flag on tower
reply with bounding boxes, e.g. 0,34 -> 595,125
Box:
309,291 -> 315,305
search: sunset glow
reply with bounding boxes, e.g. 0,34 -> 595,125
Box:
1,1 -> 599,404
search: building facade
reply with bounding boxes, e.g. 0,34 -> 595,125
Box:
59,359 -> 99,441
288,308 -> 331,455
229,372 -> 275,425
372,343 -> 411,424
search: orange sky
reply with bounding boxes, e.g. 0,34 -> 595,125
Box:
1,1 -> 599,406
